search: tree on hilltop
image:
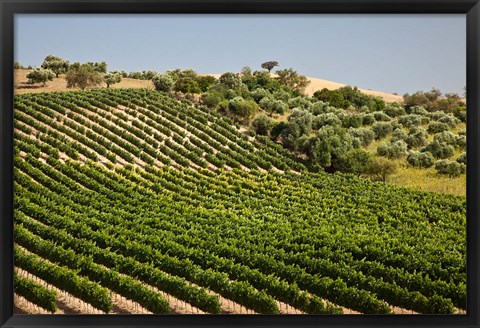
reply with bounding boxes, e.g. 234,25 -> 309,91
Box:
26,67 -> 55,86
261,61 -> 279,73
41,55 -> 70,77
66,64 -> 103,90
104,72 -> 122,88
275,68 -> 310,93
152,73 -> 174,93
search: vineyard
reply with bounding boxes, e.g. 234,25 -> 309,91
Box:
13,88 -> 466,315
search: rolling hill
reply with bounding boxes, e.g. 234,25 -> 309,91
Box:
13,88 -> 466,315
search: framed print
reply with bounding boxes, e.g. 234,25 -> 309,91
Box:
1,1 -> 479,328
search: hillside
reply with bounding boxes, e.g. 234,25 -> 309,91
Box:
15,69 -> 403,102
13,88 -> 466,315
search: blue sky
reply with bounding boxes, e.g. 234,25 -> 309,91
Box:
15,14 -> 466,95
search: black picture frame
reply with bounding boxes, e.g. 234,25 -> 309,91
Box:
1,1 -> 479,327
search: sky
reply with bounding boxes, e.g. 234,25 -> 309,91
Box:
15,14 -> 466,95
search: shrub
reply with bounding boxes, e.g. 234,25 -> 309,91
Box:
404,127 -> 428,148
366,157 -> 398,182
312,113 -> 342,129
259,97 -> 288,116
435,160 -> 466,177
152,73 -> 175,92
201,91 -> 224,108
341,114 -> 363,128
456,152 -> 466,165
407,151 -> 434,168
361,114 -> 375,126
347,127 -> 375,146
427,121 -> 450,134
376,142 -> 389,157
456,135 -> 466,149
437,115 -> 460,128
433,131 -> 457,147
371,122 -> 393,139
391,128 -> 407,143
384,104 -> 406,118
406,105 -> 428,116
422,141 -> 455,159
372,111 -> 391,122
228,97 -> 259,122
288,96 -> 312,110
252,115 -> 275,136
453,107 -> 467,123
250,88 -> 271,102
398,114 -> 424,128
377,140 -> 408,159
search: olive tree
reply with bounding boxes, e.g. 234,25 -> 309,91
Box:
66,64 -> 103,90
26,68 -> 55,86
261,61 -> 279,73
41,55 -> 69,77
407,151 -> 435,168
152,73 -> 174,92
366,157 -> 398,183
104,72 -> 122,88
251,114 -> 275,136
435,160 -> 466,177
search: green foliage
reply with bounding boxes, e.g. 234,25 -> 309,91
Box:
361,113 -> 375,126
407,151 -> 435,168
435,160 -> 466,177
422,141 -> 455,159
366,157 -> 398,182
104,72 -> 122,88
303,125 -> 354,170
259,97 -> 288,116
152,73 -> 175,92
433,131 -> 458,147
275,68 -> 310,93
313,88 -> 348,108
377,140 -> 408,159
26,68 -> 56,86
437,114 -> 460,129
201,91 -> 225,108
398,114 -> 424,128
406,105 -> 428,116
384,104 -> 406,118
372,111 -> 391,122
313,86 -> 385,111
252,114 -> 275,136
335,148 -> 372,176
219,72 -> 243,89
250,88 -> 271,102
66,65 -> 103,90
312,113 -> 342,130
456,152 -> 466,165
371,122 -> 393,140
71,61 -> 107,74
404,127 -> 428,149
347,127 -> 375,146
14,273 -> 57,312
260,60 -> 279,73
41,55 -> 70,77
228,97 -> 259,122
404,88 -> 464,113
427,121 -> 450,134
196,75 -> 217,92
